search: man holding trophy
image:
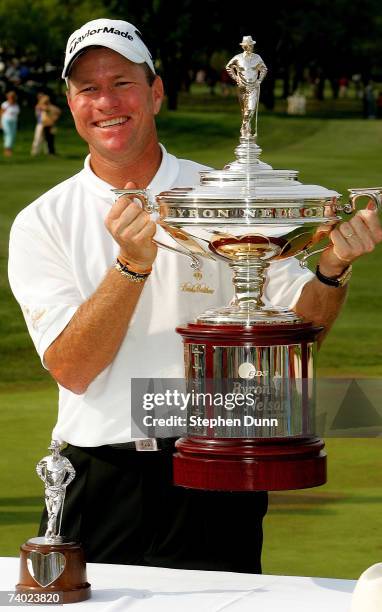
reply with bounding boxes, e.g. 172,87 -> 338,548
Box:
8,18 -> 382,574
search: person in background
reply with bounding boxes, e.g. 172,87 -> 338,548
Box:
40,94 -> 61,155
31,92 -> 46,156
1,90 -> 20,156
376,91 -> 382,119
338,76 -> 349,98
363,82 -> 377,119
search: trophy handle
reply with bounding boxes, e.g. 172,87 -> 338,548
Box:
112,188 -> 202,271
299,187 -> 382,267
345,187 -> 382,213
112,188 -> 157,213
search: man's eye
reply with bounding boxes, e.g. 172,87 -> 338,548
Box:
81,86 -> 96,93
115,81 -> 130,87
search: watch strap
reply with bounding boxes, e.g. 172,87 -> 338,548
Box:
315,265 -> 352,287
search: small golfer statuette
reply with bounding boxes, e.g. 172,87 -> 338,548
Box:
36,440 -> 75,543
16,441 -> 91,604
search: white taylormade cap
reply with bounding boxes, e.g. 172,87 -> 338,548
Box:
62,18 -> 155,79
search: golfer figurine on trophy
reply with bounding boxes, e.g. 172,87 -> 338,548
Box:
226,35 -> 267,139
16,441 -> 91,604
36,441 -> 75,543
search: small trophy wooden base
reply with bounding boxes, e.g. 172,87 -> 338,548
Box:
16,538 -> 91,604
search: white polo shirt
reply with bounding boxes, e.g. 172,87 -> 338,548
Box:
8,146 -> 313,446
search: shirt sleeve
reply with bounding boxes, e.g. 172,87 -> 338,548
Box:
264,257 -> 314,309
8,222 -> 83,366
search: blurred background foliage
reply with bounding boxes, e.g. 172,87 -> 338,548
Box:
0,0 -> 382,108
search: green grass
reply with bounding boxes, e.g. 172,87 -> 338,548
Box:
0,100 -> 381,577
0,385 -> 57,554
264,439 -> 382,579
1,387 -> 380,579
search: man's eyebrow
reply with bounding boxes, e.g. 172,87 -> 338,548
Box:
113,74 -> 138,81
69,75 -> 94,85
72,73 -> 130,84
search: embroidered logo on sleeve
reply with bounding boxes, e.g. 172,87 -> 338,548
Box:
22,306 -> 47,330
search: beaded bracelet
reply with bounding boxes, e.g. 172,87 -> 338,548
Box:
117,253 -> 152,275
115,259 -> 151,283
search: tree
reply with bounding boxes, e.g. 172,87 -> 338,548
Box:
0,0 -> 107,63
1,0 -> 381,107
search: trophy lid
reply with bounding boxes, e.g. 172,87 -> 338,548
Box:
157,184 -> 339,204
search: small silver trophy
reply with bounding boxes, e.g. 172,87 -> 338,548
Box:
36,440 -> 76,543
16,442 -> 91,603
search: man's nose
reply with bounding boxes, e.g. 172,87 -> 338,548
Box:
95,88 -> 121,113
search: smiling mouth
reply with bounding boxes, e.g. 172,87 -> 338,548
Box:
95,116 -> 129,128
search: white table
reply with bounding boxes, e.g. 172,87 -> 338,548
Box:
1,557 -> 355,610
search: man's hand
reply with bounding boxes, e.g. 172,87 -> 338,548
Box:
318,201 -> 382,277
295,201 -> 382,346
105,181 -> 157,273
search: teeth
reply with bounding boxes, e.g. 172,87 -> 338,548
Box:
97,117 -> 128,128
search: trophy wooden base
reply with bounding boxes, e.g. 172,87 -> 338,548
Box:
174,321 -> 326,491
16,538 -> 91,604
174,436 -> 326,491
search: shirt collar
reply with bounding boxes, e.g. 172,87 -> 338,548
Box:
81,144 -> 180,201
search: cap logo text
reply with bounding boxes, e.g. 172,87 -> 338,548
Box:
69,27 -> 134,54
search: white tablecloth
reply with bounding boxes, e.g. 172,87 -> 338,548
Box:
1,557 -> 355,610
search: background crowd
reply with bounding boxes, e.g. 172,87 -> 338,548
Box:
1,48 -> 382,157
1,0 -> 382,155
0,52 -> 61,156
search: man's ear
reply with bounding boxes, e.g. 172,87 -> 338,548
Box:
66,86 -> 73,114
151,76 -> 164,115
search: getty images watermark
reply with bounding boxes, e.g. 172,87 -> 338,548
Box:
132,377 -> 306,439
141,387 -> 280,429
131,378 -> 382,439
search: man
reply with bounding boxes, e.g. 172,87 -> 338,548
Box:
8,18 -> 382,572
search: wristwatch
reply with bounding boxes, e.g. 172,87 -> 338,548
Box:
315,265 -> 352,288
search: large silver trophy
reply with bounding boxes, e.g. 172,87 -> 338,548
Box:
115,37 -> 381,326
116,37 -> 381,491
16,442 -> 91,603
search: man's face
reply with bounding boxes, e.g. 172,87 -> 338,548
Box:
66,47 -> 163,163
242,43 -> 254,53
